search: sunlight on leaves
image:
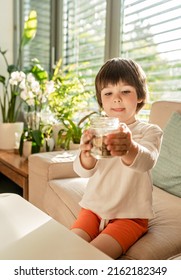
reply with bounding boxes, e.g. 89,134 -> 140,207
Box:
21,10 -> 37,47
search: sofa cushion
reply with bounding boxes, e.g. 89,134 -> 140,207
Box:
120,186 -> 181,260
44,177 -> 88,228
152,111 -> 181,197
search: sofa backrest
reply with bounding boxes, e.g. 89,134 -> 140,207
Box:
149,100 -> 181,129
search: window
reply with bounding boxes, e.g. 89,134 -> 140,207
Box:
120,0 -> 181,109
62,0 -> 107,87
18,0 -> 52,71
17,0 -> 181,113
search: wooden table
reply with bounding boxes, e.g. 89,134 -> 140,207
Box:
0,150 -> 28,200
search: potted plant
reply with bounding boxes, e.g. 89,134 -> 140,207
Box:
41,123 -> 55,152
48,59 -> 98,149
0,10 -> 37,150
17,59 -> 55,156
19,127 -> 43,158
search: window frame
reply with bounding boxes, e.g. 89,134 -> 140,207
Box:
14,0 -> 181,112
14,0 -> 122,71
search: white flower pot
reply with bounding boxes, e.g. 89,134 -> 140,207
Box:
22,141 -> 32,159
0,122 -> 24,150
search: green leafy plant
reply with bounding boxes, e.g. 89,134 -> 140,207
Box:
19,128 -> 43,156
42,123 -> 53,138
48,59 -> 95,121
48,59 -> 98,150
41,123 -> 54,151
58,111 -> 98,150
0,10 -> 37,122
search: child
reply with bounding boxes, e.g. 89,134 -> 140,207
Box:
71,57 -> 163,259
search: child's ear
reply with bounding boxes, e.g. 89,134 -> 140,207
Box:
137,98 -> 143,104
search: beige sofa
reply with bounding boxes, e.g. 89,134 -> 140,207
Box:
29,100 -> 181,260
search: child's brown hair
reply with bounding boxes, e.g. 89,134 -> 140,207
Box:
95,58 -> 149,112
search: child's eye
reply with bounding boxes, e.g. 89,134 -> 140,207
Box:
104,92 -> 112,96
121,90 -> 130,95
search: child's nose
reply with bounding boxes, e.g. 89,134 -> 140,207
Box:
114,99 -> 121,103
113,94 -> 122,103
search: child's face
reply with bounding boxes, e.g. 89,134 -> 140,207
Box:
100,81 -> 143,124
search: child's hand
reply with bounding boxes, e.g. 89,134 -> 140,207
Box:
105,123 -> 132,157
79,129 -> 97,169
80,129 -> 94,158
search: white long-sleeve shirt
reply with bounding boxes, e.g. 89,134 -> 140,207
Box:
73,120 -> 163,220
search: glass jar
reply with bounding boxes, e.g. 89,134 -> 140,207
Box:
90,116 -> 119,159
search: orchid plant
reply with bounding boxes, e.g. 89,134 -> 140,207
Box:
10,68 -> 55,116
17,58 -> 55,155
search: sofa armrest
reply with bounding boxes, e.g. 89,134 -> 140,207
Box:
28,150 -> 79,211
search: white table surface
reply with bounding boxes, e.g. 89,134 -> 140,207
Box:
0,193 -> 111,260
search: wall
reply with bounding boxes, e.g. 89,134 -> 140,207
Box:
0,0 -> 13,69
0,0 -> 13,121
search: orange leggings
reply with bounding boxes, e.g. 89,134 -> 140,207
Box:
71,208 -> 148,253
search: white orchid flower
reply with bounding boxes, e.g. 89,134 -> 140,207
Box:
9,71 -> 26,85
16,70 -> 56,113
45,80 -> 55,94
27,90 -> 35,100
30,80 -> 40,93
27,73 -> 35,83
20,89 -> 28,101
11,71 -> 26,81
26,98 -> 35,106
19,71 -> 26,80
19,80 -> 26,89
20,89 -> 34,101
9,78 -> 18,86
